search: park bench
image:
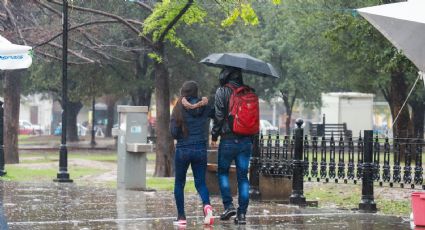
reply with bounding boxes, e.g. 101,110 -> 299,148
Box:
309,123 -> 352,139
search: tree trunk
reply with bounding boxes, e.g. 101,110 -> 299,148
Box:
389,71 -> 413,138
66,101 -> 83,142
388,71 -> 413,162
132,53 -> 153,107
153,44 -> 173,177
410,100 -> 425,139
281,91 -> 297,135
104,96 -> 117,138
285,110 -> 292,136
3,71 -> 22,164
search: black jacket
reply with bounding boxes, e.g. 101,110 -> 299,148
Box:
211,80 -> 243,141
170,97 -> 214,147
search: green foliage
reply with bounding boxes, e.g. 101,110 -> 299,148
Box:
143,0 -> 279,56
143,0 -> 207,55
148,52 -> 163,63
221,8 -> 240,27
240,4 -> 259,25
221,4 -> 259,27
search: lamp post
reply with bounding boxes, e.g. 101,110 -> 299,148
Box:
54,0 -> 72,183
0,101 -> 6,176
90,95 -> 96,147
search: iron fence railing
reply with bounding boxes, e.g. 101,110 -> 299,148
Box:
254,132 -> 424,189
249,119 -> 425,211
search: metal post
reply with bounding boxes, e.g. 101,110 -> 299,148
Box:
90,96 -> 96,147
290,119 -> 306,205
54,0 -> 72,183
359,130 -> 376,212
0,101 -> 6,176
249,134 -> 261,200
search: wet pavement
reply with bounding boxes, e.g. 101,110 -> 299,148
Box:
0,181 -> 411,229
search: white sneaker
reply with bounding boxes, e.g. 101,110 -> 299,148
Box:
203,205 -> 214,225
173,218 -> 187,226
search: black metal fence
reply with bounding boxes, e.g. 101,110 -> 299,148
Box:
249,119 -> 424,211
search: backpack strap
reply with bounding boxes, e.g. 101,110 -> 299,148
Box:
225,83 -> 252,94
224,83 -> 237,91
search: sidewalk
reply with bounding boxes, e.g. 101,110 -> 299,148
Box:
0,181 -> 410,229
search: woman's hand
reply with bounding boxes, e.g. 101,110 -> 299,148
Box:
182,97 -> 209,110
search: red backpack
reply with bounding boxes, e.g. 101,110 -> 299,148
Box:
226,84 -> 260,136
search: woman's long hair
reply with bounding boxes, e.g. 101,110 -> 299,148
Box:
171,81 -> 199,138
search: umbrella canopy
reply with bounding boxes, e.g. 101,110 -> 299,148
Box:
200,53 -> 279,78
357,0 -> 425,72
0,35 -> 33,70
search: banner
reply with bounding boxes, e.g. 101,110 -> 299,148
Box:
0,35 -> 33,70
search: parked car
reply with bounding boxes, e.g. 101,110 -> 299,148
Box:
19,120 -> 43,135
260,119 -> 278,135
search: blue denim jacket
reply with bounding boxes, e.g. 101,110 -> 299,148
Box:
170,97 -> 214,147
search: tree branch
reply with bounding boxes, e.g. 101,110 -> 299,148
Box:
135,1 -> 153,12
36,50 -> 93,65
33,19 -> 119,48
41,0 -> 152,45
70,38 -> 133,63
1,0 -> 26,44
47,42 -> 96,63
36,0 -> 62,17
157,0 -> 193,43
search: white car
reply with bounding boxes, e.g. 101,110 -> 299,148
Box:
260,120 -> 278,135
19,120 -> 43,135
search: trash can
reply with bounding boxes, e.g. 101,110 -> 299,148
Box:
117,106 -> 153,190
412,192 -> 425,226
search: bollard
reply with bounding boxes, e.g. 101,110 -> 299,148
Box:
359,130 -> 377,212
0,101 -> 5,176
289,119 -> 306,205
249,134 -> 261,200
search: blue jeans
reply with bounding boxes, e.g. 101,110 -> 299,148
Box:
174,143 -> 210,217
218,137 -> 252,215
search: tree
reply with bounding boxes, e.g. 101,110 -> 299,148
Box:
323,0 -> 418,139
0,0 -> 37,163
23,0 -> 156,141
143,0 -> 282,176
5,0 -> 279,175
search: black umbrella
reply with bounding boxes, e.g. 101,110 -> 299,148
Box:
200,53 -> 279,78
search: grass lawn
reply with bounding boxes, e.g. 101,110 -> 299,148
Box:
2,165 -> 106,182
18,135 -> 61,145
305,183 -> 411,216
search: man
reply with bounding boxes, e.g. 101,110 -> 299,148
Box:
211,67 -> 255,225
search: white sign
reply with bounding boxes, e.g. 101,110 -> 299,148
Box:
130,126 -> 142,134
0,35 -> 33,70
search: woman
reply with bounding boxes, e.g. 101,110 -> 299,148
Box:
170,81 -> 214,226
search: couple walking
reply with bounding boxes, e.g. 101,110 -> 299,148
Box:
170,67 -> 259,227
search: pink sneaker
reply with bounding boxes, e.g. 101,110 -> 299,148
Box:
173,218 -> 187,226
203,205 -> 214,225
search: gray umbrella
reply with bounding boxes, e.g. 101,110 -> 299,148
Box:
357,0 -> 425,72
200,53 -> 279,78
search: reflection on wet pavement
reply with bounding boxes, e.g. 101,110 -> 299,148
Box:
0,181 -> 410,229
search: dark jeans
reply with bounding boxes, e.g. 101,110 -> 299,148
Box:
174,143 -> 210,217
218,137 -> 252,215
